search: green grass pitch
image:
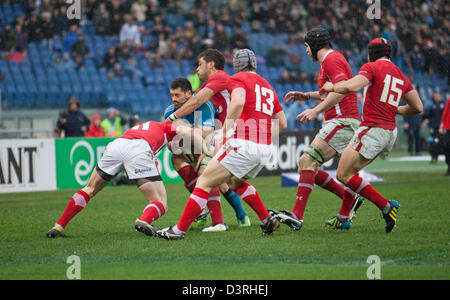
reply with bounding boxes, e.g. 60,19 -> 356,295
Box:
0,156 -> 449,280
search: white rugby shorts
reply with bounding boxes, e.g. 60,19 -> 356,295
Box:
318,118 -> 361,155
350,126 -> 398,160
214,138 -> 273,180
98,138 -> 160,179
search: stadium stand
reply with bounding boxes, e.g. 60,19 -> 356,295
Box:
0,0 -> 448,131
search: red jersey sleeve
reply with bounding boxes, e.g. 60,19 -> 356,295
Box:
204,71 -> 229,94
324,57 -> 351,84
227,75 -> 246,94
358,63 -> 374,82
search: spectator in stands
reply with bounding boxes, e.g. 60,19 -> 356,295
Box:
149,52 -> 164,70
440,97 -> 450,176
289,71 -> 299,84
63,24 -> 79,54
267,45 -> 286,68
7,48 -> 27,66
40,11 -> 56,51
64,97 -> 90,138
131,0 -> 147,23
108,63 -> 125,79
298,72 -> 312,86
85,114 -> 106,138
423,92 -> 446,163
124,57 -> 144,79
165,40 -> 182,62
184,21 -> 197,40
71,33 -> 89,64
120,14 -> 141,46
101,107 -> 127,137
213,23 -> 230,52
14,24 -> 28,52
52,6 -> 70,35
278,70 -> 291,85
25,13 -> 42,43
94,10 -> 112,36
230,27 -> 248,50
102,46 -> 118,70
74,55 -> 86,71
0,25 -> 17,51
60,53 -> 76,69
408,44 -> 426,74
115,41 -> 132,62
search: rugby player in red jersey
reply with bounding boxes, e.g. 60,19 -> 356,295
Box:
152,49 -> 287,240
321,38 -> 423,232
166,49 -> 251,228
46,121 -> 204,238
165,48 -> 230,128
272,28 -> 364,231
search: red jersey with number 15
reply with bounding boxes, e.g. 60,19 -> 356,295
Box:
318,50 -> 360,121
121,121 -> 178,154
358,59 -> 414,130
227,72 -> 283,145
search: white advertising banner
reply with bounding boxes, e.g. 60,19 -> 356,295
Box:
0,139 -> 57,194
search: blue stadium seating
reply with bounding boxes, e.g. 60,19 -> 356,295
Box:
0,2 -> 447,121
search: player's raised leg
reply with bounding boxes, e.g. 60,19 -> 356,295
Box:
46,166 -> 111,238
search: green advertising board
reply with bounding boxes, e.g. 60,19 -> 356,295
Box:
55,138 -> 182,189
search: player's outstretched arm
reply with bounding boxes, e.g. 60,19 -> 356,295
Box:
297,92 -> 345,123
397,90 -> 423,116
166,88 -> 215,121
284,91 -> 321,104
322,75 -> 370,95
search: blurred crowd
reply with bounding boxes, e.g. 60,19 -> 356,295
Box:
0,0 -> 448,84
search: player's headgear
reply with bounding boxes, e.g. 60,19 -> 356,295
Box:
233,49 -> 257,73
304,28 -> 332,61
368,38 -> 391,62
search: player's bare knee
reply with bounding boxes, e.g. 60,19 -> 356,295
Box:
298,154 -> 318,172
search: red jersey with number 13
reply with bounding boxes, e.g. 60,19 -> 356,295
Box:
358,59 -> 414,130
227,72 -> 283,145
